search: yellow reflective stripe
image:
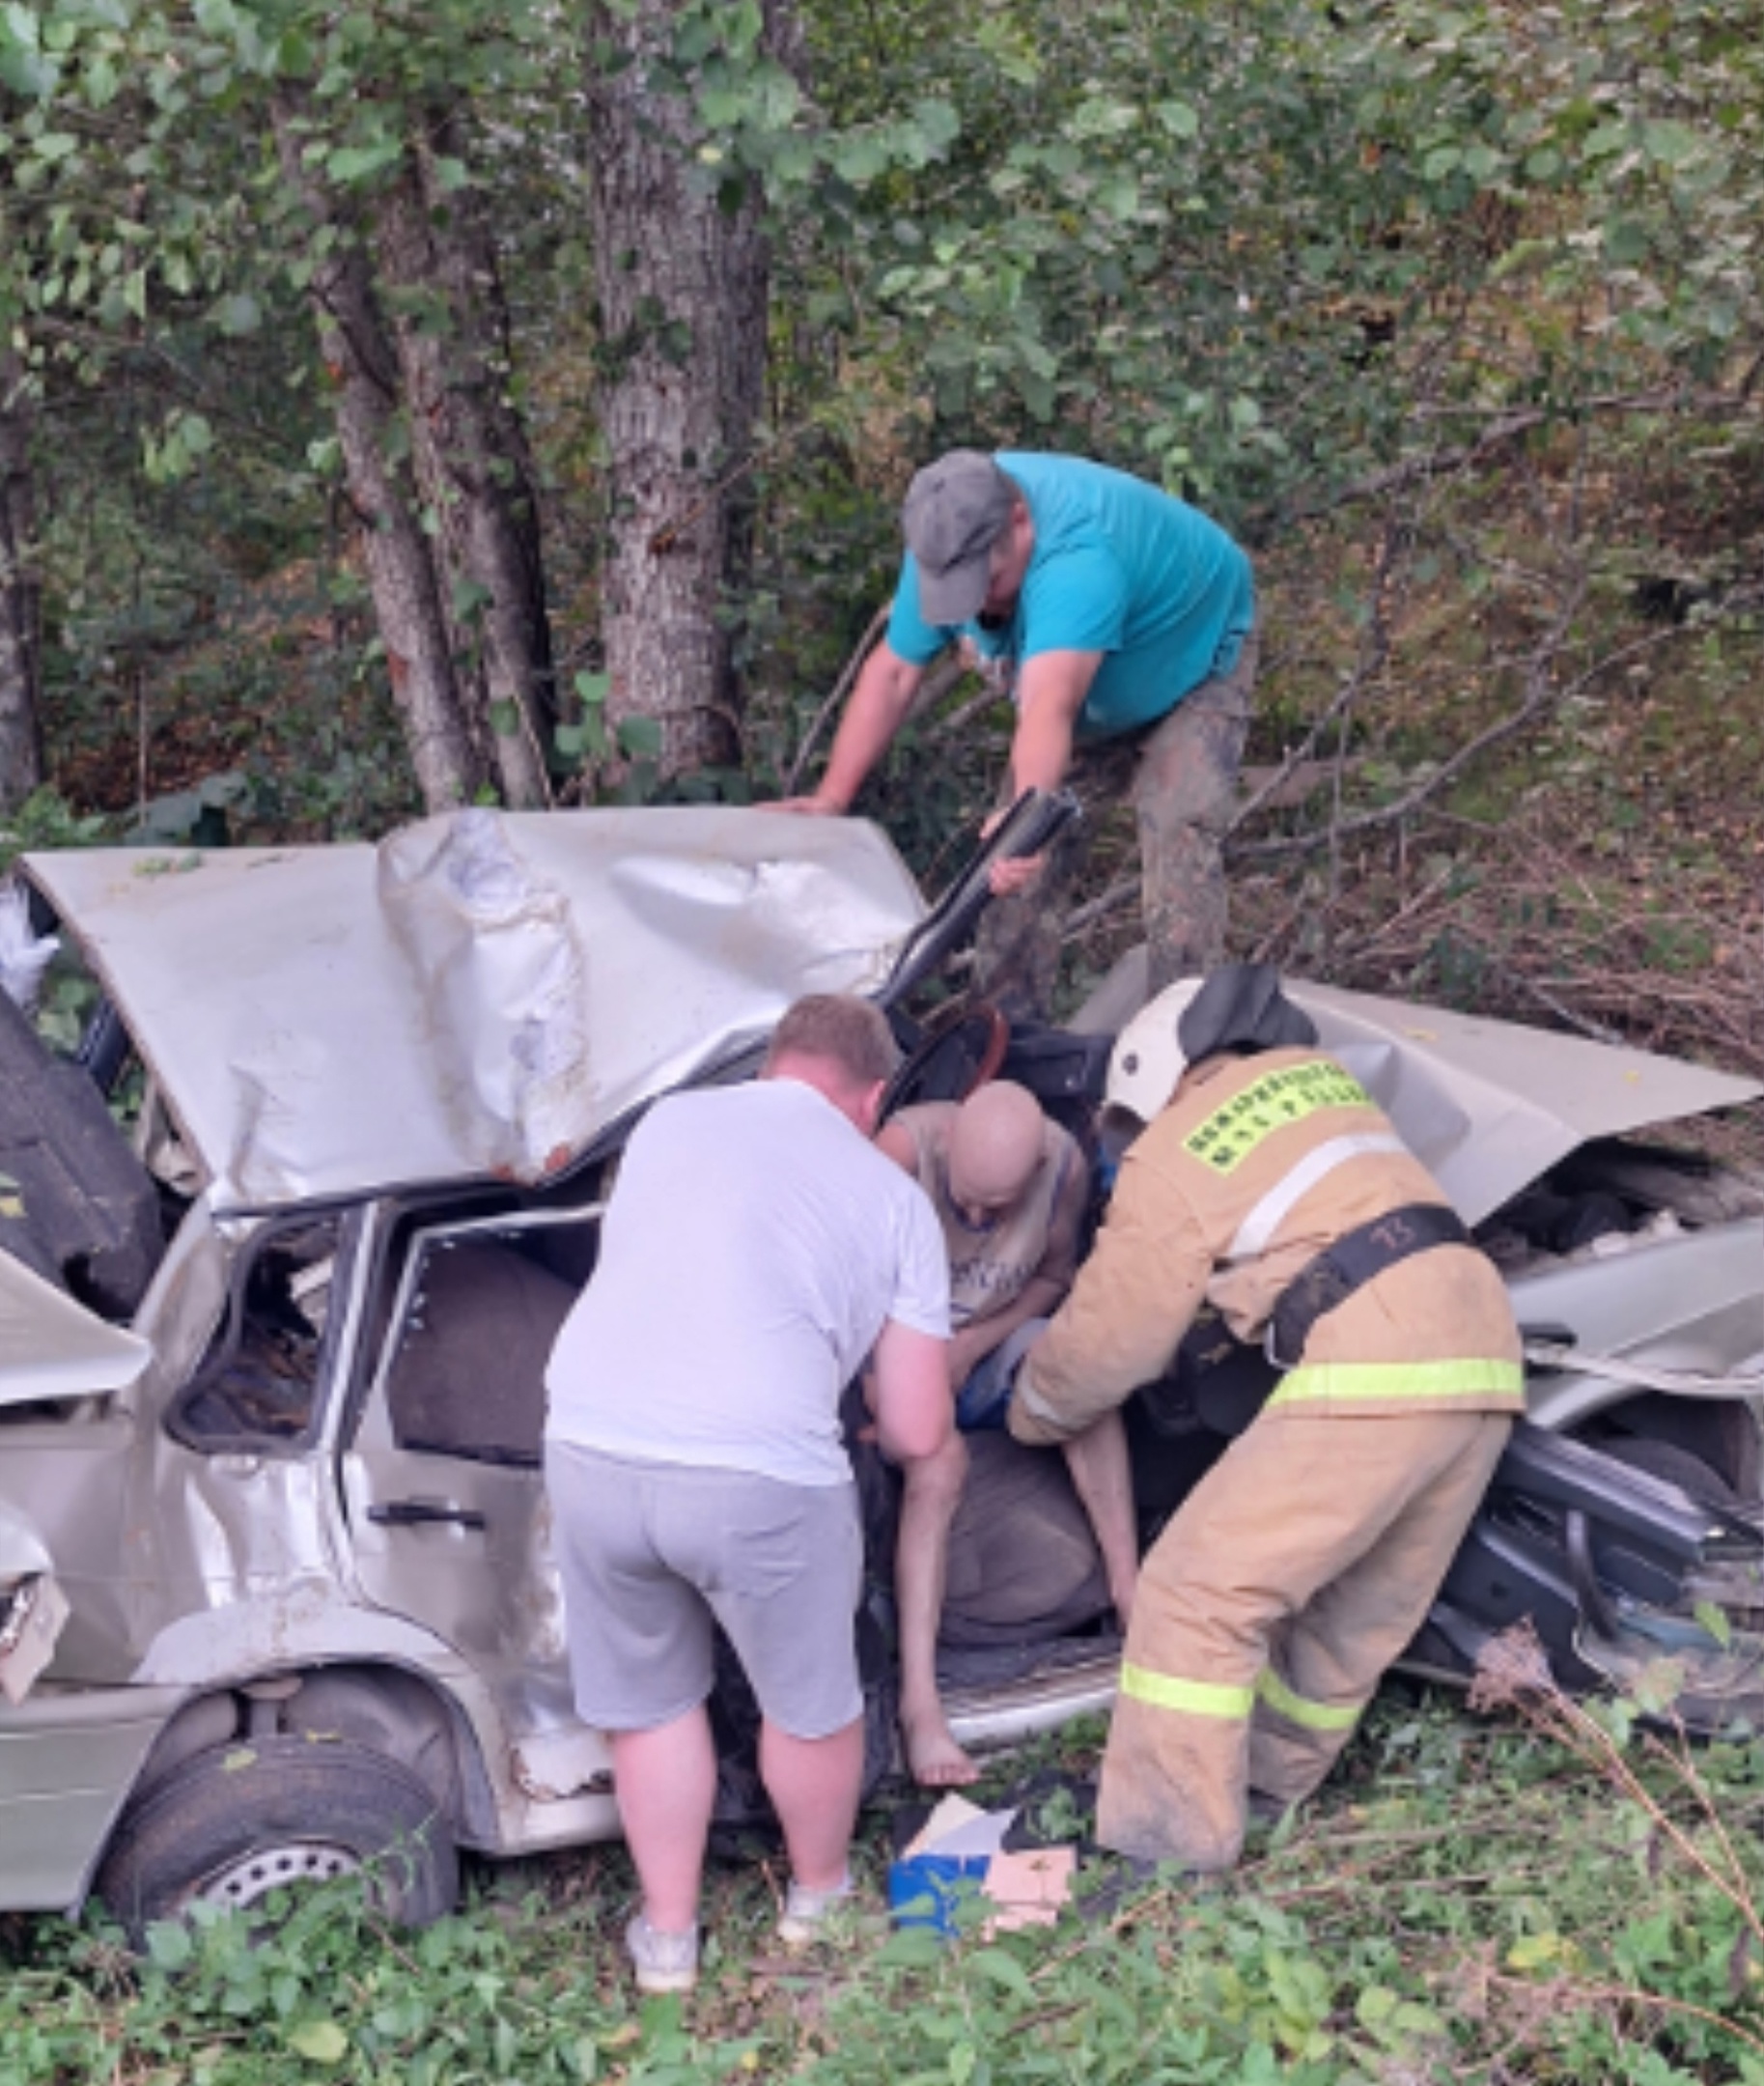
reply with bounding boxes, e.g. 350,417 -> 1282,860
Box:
1183,1062 -> 1374,1177
1119,1662 -> 1254,1720
1256,1669 -> 1362,1734
1268,1358 -> 1525,1407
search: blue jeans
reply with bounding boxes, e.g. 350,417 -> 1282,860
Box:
953,1318 -> 1050,1432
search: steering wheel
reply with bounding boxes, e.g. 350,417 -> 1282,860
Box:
878,1004 -> 1010,1125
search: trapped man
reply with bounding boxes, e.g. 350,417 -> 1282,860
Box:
878,1080 -> 1138,1788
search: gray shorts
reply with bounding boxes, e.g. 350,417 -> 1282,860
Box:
545,1444 -> 865,1739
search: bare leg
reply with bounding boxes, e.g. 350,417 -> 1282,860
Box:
610,1706 -> 716,1933
895,1428 -> 979,1786
1061,1409 -> 1140,1629
760,1713 -> 865,1893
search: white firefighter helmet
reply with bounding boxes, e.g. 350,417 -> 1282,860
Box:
1105,978 -> 1207,1123
1105,966 -> 1319,1122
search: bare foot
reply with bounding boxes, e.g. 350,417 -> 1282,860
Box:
902,1710 -> 981,1788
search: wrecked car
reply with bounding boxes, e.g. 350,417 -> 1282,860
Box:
1,802 -> 1761,1937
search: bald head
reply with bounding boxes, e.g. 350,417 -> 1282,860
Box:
948,1081 -> 1046,1213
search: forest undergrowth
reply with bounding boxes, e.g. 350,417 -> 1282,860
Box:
12,1665 -> 1764,2085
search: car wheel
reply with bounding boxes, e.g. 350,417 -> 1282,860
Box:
94,1734 -> 459,1944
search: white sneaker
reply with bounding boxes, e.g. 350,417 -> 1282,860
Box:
625,1913 -> 699,1994
777,1873 -> 854,1947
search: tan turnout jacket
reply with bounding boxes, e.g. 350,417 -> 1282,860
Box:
1011,1046 -> 1523,1445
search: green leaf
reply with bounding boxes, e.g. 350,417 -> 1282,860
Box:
554,719 -> 602,761
1095,176 -> 1139,220
84,53 -> 120,107
0,44 -> 57,95
325,140 -> 402,184
1155,99 -> 1199,139
215,292 -> 261,335
273,26 -> 315,74
1642,119 -> 1703,169
877,1927 -> 946,1969
1697,1600 -> 1735,1649
287,2020 -> 349,2063
489,699 -> 520,737
431,155 -> 469,192
966,1947 -> 1036,2000
574,669 -> 610,705
145,1921 -> 193,1969
1356,1984 -> 1398,2027
832,132 -> 890,185
1604,217 -> 1650,265
1506,1931 -> 1563,1970
616,715 -> 662,758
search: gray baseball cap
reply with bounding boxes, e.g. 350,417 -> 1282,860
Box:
901,450 -> 1017,625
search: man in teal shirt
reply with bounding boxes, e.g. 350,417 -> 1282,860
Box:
775,451 -> 1258,1017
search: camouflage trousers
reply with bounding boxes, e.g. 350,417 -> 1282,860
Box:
973,631 -> 1259,1022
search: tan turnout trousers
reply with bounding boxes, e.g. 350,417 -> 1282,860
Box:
1010,1047 -> 1523,1871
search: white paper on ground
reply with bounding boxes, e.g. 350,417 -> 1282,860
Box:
903,1794 -> 1019,1862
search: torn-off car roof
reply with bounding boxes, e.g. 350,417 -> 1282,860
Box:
23,807 -> 925,1208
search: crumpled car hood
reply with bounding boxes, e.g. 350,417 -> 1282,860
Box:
1074,957 -> 1761,1226
24,806 -> 925,1208
1299,980 -> 1761,1225
0,1247 -> 152,1410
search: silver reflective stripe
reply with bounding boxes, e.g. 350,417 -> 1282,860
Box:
1224,1133 -> 1409,1263
1014,1375 -> 1071,1433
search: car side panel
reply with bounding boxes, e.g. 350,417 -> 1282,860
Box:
0,1683 -> 188,1911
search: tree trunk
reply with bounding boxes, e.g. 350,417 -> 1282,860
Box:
272,95 -> 487,815
377,115 -> 555,810
587,0 -> 788,776
0,352 -> 44,813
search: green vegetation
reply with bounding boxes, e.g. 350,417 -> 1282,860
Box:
3,1 -> 1762,2067
4,0 -> 1757,1071
10,1680 -> 1764,2082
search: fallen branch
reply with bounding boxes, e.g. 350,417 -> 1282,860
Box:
1264,385 -> 1758,529
782,606 -> 886,797
1229,585 -> 1692,864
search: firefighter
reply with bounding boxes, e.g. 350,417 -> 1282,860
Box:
1008,965 -> 1524,1871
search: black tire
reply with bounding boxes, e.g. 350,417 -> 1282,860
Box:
94,1734 -> 459,1944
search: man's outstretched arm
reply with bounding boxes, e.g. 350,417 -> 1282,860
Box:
771,640 -> 926,814
987,650 -> 1101,895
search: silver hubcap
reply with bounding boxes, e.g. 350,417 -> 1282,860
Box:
197,1841 -> 361,1912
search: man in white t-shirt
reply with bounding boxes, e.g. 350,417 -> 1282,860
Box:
545,995 -> 951,1994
